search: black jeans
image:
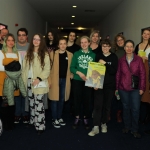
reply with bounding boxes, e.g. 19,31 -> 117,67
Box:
93,88 -> 114,126
0,97 -> 15,130
72,80 -> 92,118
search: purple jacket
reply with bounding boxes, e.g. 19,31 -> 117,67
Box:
116,54 -> 146,91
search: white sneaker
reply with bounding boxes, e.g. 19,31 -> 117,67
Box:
58,118 -> 66,126
101,123 -> 107,133
88,126 -> 99,136
52,119 -> 61,128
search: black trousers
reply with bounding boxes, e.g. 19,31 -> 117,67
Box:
72,80 -> 92,118
0,97 -> 15,130
93,88 -> 114,126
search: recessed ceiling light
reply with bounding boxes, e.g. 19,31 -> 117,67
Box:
71,23 -> 74,25
72,16 -> 75,18
72,6 -> 77,8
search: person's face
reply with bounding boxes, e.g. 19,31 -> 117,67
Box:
124,42 -> 134,54
91,72 -> 99,79
59,40 -> 67,51
33,35 -> 41,47
48,32 -> 53,41
102,44 -> 111,54
6,36 -> 15,48
17,31 -> 27,44
68,32 -> 76,42
1,29 -> 9,40
91,33 -> 99,43
116,36 -> 124,47
142,30 -> 150,41
81,38 -> 90,50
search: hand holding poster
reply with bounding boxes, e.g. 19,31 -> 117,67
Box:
85,62 -> 106,89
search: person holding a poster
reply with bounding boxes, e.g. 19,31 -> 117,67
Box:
70,36 -> 95,130
88,39 -> 118,136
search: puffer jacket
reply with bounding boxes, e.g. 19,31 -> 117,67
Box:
116,54 -> 146,91
3,70 -> 27,106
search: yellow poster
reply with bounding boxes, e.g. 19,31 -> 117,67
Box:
138,50 -> 146,57
85,62 -> 106,89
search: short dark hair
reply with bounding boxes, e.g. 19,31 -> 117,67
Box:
17,28 -> 28,35
101,39 -> 112,47
58,37 -> 67,43
124,40 -> 135,47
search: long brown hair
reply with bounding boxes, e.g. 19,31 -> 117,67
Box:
25,33 -> 49,69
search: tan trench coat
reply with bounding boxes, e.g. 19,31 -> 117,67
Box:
48,50 -> 73,101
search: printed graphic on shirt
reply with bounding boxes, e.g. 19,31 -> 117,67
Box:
78,55 -> 94,69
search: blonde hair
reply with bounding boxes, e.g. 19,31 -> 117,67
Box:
80,36 -> 90,43
2,33 -> 17,53
90,30 -> 100,44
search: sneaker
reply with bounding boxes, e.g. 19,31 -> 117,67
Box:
131,131 -> 141,138
14,116 -> 21,124
88,126 -> 99,136
72,118 -> 80,129
101,123 -> 107,133
58,118 -> 66,126
52,119 -> 61,128
23,116 -> 29,124
83,118 -> 90,130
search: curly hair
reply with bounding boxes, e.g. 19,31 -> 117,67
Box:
25,33 -> 49,69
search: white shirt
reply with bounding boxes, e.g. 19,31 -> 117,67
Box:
0,51 -> 22,71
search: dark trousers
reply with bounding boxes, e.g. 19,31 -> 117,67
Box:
0,97 -> 15,130
72,80 -> 92,118
51,78 -> 66,120
93,88 -> 114,126
119,90 -> 141,132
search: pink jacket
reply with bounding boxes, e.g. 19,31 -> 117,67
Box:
116,54 -> 146,91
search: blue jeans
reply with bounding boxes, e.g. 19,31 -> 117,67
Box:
51,78 -> 66,120
14,95 -> 28,116
119,90 -> 141,132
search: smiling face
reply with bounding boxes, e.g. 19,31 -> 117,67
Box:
6,36 -> 15,48
124,42 -> 134,54
91,33 -> 99,44
1,29 -> 9,40
102,44 -> 111,55
142,30 -> 150,41
81,38 -> 90,50
116,36 -> 124,47
59,39 -> 67,51
33,35 -> 41,48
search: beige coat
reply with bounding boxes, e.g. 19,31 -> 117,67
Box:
22,52 -> 50,95
48,50 -> 73,101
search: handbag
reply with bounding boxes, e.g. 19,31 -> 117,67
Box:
126,61 -> 139,89
1,96 -> 8,107
131,75 -> 139,89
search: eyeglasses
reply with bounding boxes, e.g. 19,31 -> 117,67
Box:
18,34 -> 26,37
102,46 -> 110,48
33,38 -> 41,42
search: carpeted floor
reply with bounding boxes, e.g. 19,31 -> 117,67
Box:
0,105 -> 150,150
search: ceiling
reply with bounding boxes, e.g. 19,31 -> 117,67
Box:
26,0 -> 123,34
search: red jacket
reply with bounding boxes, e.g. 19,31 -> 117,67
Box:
116,54 -> 146,91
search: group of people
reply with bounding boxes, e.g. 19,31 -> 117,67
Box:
0,27 -> 150,138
